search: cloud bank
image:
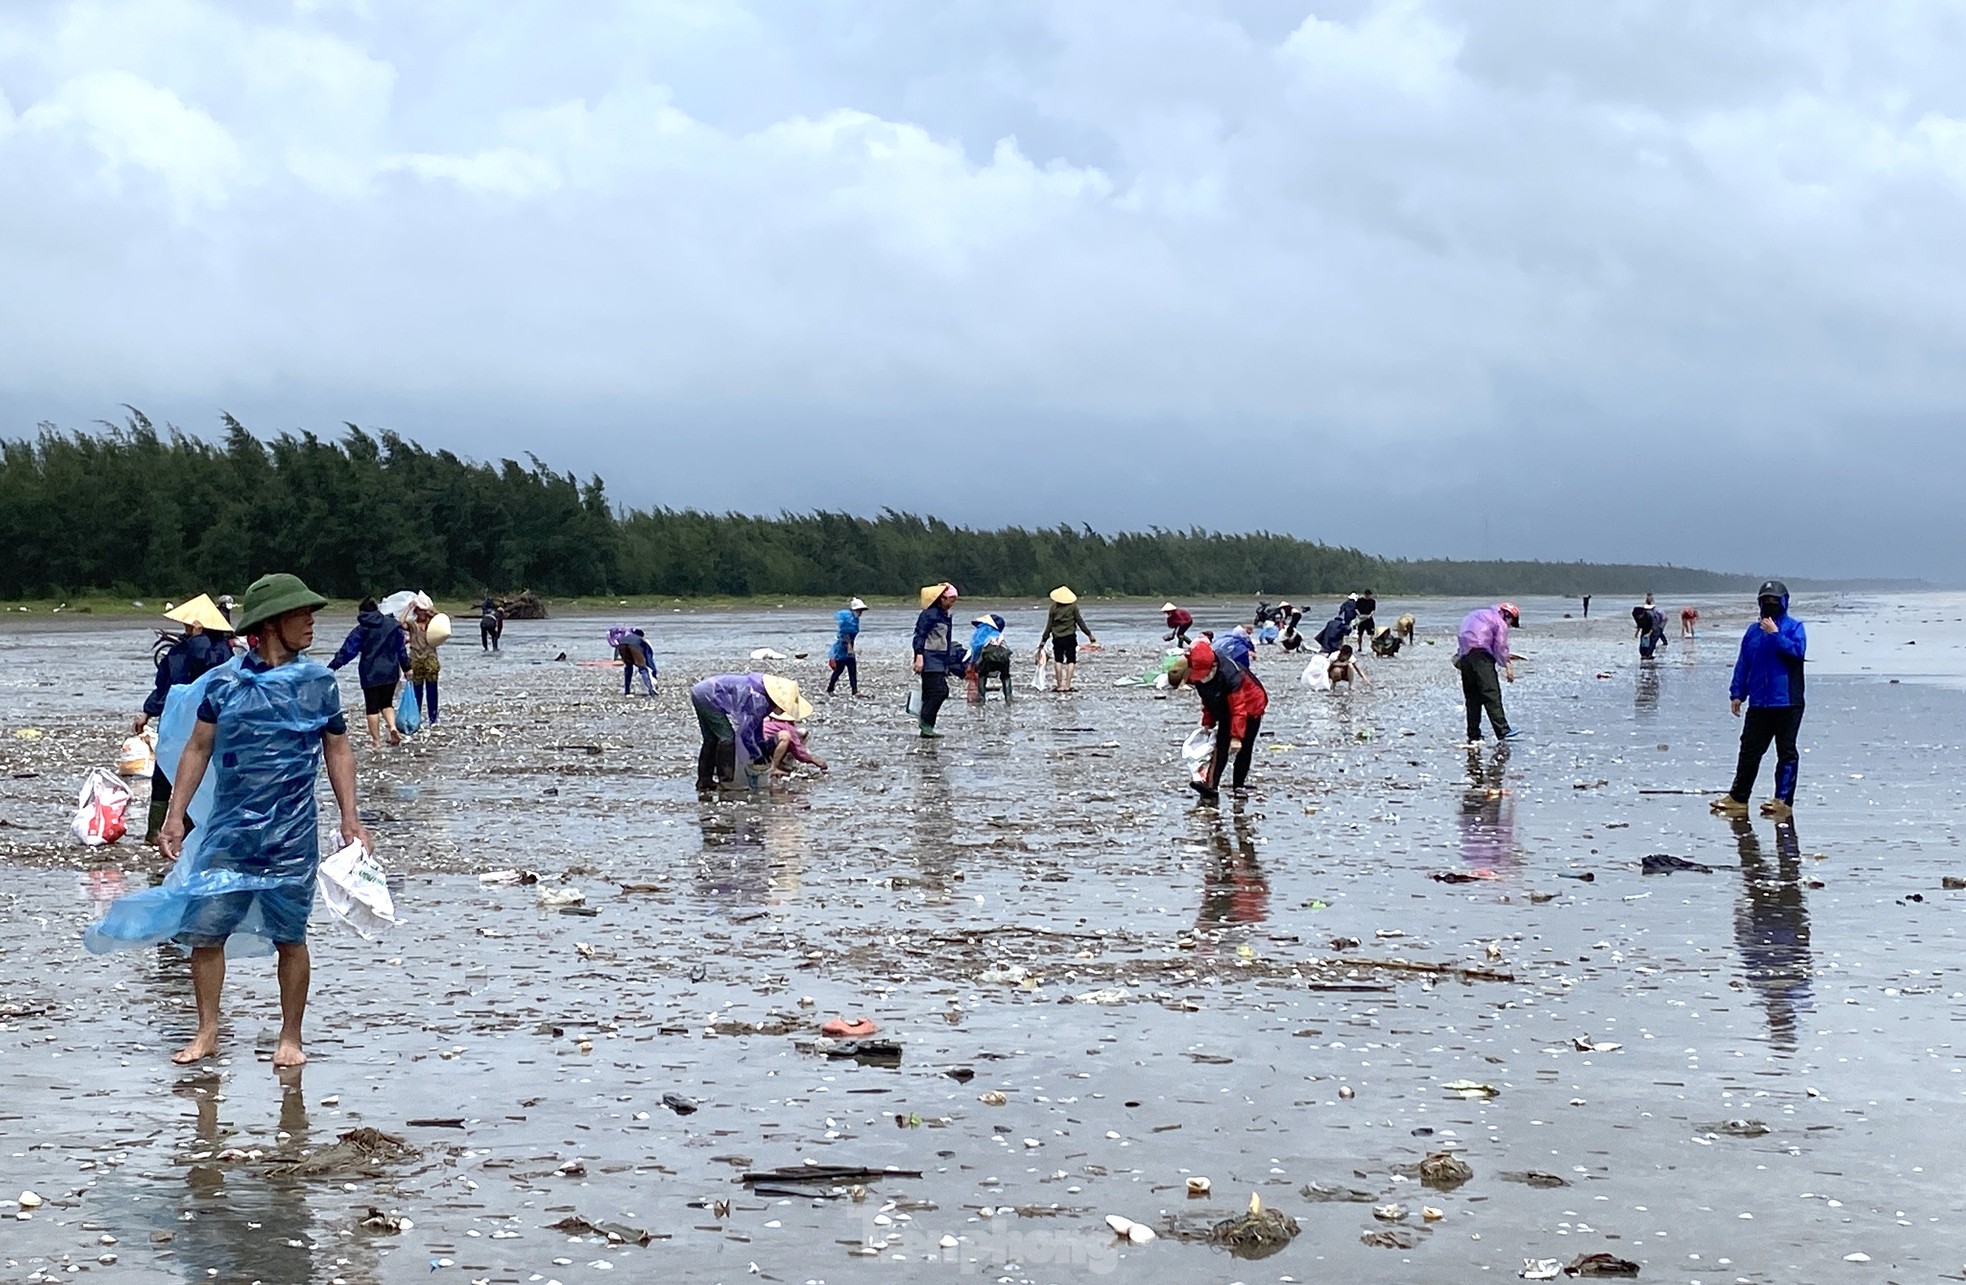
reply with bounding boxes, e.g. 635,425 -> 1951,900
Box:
3,0 -> 1964,578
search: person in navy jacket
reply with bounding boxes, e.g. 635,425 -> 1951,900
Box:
1712,581 -> 1807,820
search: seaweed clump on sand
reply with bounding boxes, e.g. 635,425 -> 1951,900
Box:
1209,1194 -> 1301,1260
273,1128 -> 419,1178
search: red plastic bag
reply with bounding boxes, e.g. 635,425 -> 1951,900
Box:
71,768 -> 132,846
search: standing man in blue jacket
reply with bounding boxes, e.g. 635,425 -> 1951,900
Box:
1712,581 -> 1807,820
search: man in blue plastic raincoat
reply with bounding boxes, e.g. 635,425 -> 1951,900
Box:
157,572 -> 369,1067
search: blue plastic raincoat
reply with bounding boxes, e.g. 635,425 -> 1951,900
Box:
85,654 -> 345,958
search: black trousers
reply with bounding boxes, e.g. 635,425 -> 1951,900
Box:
920,671 -> 950,727
693,696 -> 737,788
1459,651 -> 1511,739
1203,715 -> 1262,792
975,658 -> 1013,699
1729,706 -> 1803,803
827,655 -> 858,693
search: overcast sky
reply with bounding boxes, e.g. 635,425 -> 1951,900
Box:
3,1 -> 1963,580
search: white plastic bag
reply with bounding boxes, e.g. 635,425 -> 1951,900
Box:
1180,727 -> 1215,761
71,768 -> 132,846
116,730 -> 157,777
1031,658 -> 1051,692
318,837 -> 397,939
1301,658 -> 1333,691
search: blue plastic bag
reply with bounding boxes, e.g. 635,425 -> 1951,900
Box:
85,655 -> 343,958
396,682 -> 421,735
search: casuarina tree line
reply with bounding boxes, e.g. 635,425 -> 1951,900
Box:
0,412 -> 1754,601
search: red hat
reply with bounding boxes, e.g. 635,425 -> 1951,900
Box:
1497,601 -> 1521,623
1188,638 -> 1216,670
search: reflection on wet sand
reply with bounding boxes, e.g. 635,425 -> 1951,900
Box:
167,1068 -> 327,1285
1458,744 -> 1516,870
1634,662 -> 1662,717
909,750 -> 960,901
1729,818 -> 1814,1050
693,798 -> 808,907
1194,797 -> 1270,937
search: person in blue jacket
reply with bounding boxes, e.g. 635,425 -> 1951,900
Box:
827,598 -> 866,696
1214,624 -> 1256,670
328,598 -> 411,751
966,612 -> 1013,702
1712,580 -> 1807,820
912,582 -> 965,737
1314,594 -> 1361,654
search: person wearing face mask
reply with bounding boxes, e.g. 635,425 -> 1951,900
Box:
1712,581 -> 1807,820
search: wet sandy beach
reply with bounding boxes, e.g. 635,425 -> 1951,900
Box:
3,595 -> 1964,1283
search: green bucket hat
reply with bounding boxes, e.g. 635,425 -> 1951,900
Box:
234,572 -> 329,633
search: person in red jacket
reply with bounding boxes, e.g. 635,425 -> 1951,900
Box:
1169,637 -> 1268,799
1161,602 -> 1193,646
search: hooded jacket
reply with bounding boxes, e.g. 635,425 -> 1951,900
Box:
328,609 -> 410,691
143,632 -> 234,719
828,608 -> 861,663
691,673 -> 773,763
1730,592 -> 1806,708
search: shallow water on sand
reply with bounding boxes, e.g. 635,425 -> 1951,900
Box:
2,595 -> 1964,1283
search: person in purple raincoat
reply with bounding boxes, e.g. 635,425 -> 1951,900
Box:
690,672 -> 812,791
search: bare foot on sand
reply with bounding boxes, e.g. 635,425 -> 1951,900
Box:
273,1039 -> 307,1068
172,1032 -> 219,1064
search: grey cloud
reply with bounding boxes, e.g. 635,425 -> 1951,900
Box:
1,0 -> 1962,579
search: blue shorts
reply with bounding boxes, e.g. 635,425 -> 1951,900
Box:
180,885 -> 314,948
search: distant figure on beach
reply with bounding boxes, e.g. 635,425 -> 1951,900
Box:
158,573 -> 368,1066
1455,602 -> 1521,743
691,672 -> 810,790
1162,602 -> 1193,647
1681,605 -> 1699,638
1581,594 -> 1591,619
404,596 -> 442,726
1216,624 -> 1255,670
1039,587 -> 1098,692
135,595 -> 236,843
1395,613 -> 1417,646
1371,627 -> 1403,658
1633,594 -> 1667,659
912,583 -> 963,737
1352,590 -> 1378,646
967,613 -> 1013,702
479,593 -> 503,652
1168,638 -> 1268,799
1314,594 -> 1360,654
327,597 -> 409,751
615,628 -> 656,695
1711,581 -> 1807,821
1326,644 -> 1369,688
827,598 -> 866,696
